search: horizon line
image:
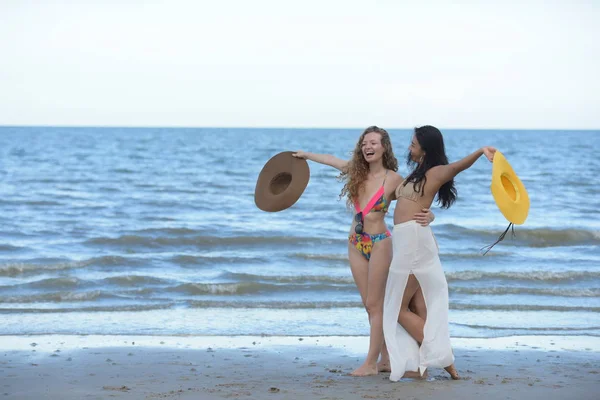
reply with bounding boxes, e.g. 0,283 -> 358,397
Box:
1,124 -> 599,131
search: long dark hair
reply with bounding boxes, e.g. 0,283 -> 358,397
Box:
404,125 -> 457,209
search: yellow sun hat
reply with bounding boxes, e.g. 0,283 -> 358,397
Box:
491,151 -> 530,225
482,151 -> 530,255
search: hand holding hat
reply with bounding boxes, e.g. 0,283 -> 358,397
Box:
254,151 -> 310,212
482,146 -> 497,162
292,151 -> 309,160
491,151 -> 529,225
482,150 -> 530,254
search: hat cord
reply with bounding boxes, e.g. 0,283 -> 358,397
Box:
481,223 -> 515,255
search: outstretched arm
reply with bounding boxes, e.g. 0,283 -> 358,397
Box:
292,151 -> 348,172
430,146 -> 496,185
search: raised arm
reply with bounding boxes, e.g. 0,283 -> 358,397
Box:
292,151 -> 348,172
429,146 -> 496,185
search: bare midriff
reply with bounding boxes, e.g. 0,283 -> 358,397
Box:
393,194 -> 435,225
350,210 -> 389,235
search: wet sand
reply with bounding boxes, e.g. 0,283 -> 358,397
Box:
1,335 -> 599,399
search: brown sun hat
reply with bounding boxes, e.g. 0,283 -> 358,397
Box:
254,151 -> 310,212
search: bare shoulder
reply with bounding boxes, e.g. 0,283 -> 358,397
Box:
387,170 -> 404,185
424,165 -> 446,192
386,171 -> 404,199
426,165 -> 445,180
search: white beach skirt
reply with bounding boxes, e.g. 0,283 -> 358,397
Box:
383,220 -> 455,381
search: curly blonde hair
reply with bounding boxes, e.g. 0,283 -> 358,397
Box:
339,126 -> 398,207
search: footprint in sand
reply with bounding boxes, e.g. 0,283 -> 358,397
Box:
102,385 -> 131,392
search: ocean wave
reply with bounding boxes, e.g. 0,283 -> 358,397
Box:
290,253 -> 348,262
138,216 -> 178,222
2,275 -> 173,290
0,244 -> 25,252
98,186 -> 121,193
171,254 -> 264,266
0,304 -> 173,313
440,251 -> 507,259
183,300 -> 600,312
451,286 -> 600,297
112,168 -> 136,174
169,282 -> 353,295
0,255 -> 147,277
187,300 -> 362,309
0,199 -> 63,206
84,234 -> 341,248
1,298 -> 596,313
0,300 -> 364,311
445,270 -> 600,283
135,227 -> 199,236
222,272 -> 355,284
452,322 -> 600,331
115,287 -> 160,296
450,304 -> 600,312
84,256 -> 144,268
202,181 -> 232,189
25,200 -> 64,206
24,277 -> 85,289
0,260 -> 91,277
103,275 -> 172,286
439,224 -> 600,247
0,290 -> 112,303
160,188 -> 202,195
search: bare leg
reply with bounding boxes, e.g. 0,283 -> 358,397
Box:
347,243 -> 373,375
376,286 -> 427,373
397,274 -> 425,343
409,287 -> 427,322
379,287 -> 426,372
444,363 -> 460,380
403,288 -> 432,379
348,242 -> 369,307
403,277 -> 460,380
377,341 -> 391,372
349,238 -> 392,376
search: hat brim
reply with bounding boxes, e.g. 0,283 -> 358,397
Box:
491,151 -> 530,225
254,151 -> 310,212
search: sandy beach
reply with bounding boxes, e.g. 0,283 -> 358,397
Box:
1,335 -> 599,399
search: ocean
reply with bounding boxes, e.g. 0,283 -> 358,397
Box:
0,127 -> 598,338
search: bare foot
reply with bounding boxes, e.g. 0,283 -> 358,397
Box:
350,363 -> 378,376
377,360 -> 390,373
402,370 -> 428,380
444,364 -> 460,380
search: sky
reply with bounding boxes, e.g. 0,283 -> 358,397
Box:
0,0 -> 598,129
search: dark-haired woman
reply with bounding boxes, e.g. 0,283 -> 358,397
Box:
383,125 -> 496,381
293,126 -> 435,376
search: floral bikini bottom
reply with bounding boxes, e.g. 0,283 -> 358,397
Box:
348,230 -> 392,260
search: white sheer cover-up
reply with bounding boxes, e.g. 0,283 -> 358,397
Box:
383,220 -> 454,381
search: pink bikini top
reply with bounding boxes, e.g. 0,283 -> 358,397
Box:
354,171 -> 389,215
